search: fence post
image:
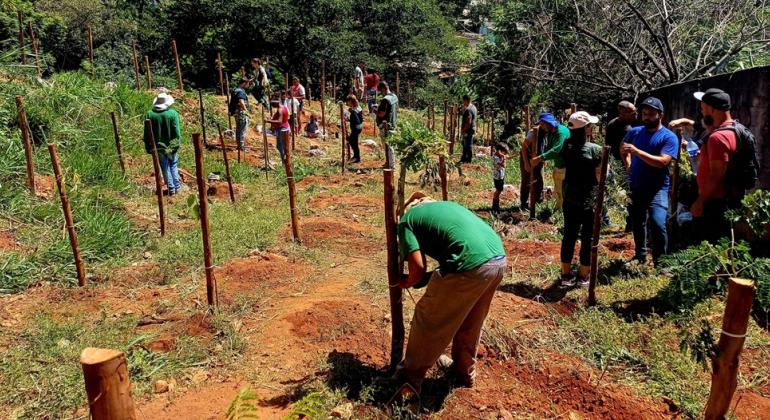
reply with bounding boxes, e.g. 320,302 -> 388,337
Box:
439,155 -> 448,201
15,96 -> 35,194
131,40 -> 141,90
224,72 -> 232,130
383,149 -> 404,373
588,146 -> 611,306
192,133 -> 218,309
80,348 -> 137,420
395,71 -> 400,98
217,52 -> 224,96
282,132 -> 301,242
321,62 -> 327,138
261,106 -> 270,177
28,22 -> 41,78
215,123 -> 235,203
340,103 -> 346,173
198,90 -> 208,147
17,10 -> 26,65
87,26 -> 94,67
144,119 -> 165,236
110,112 -> 126,173
171,39 -> 183,91
47,141 -> 87,286
144,55 -> 152,90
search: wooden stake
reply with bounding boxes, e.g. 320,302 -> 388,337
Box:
339,103 -> 346,173
321,62 -> 327,137
131,40 -> 141,90
217,123 -> 235,203
261,106 -> 270,177
290,93 -> 296,151
407,81 -> 412,108
144,55 -> 152,89
282,132 -> 301,242
704,278 -> 755,420
669,129 -> 682,247
217,52 -> 224,96
87,26 -> 94,67
491,111 -> 496,143
192,133 -> 218,309
171,39 -> 183,91
395,71 -> 400,97
198,89 -> 208,147
15,96 -> 35,194
529,125 -> 538,220
145,119 -> 165,236
448,106 -> 456,155
383,150 -> 404,372
439,155 -> 448,201
80,348 -> 137,420
224,72 -> 232,130
587,146 -> 611,306
110,112 -> 126,173
47,141 -> 87,286
285,72 -> 289,94
443,99 -> 448,139
332,73 -> 337,102
17,10 -> 26,65
28,22 -> 41,77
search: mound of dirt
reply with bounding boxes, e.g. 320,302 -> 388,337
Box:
215,252 -> 311,297
308,193 -> 379,212
504,239 -> 562,275
206,180 -> 246,201
33,174 -> 54,199
601,236 -> 635,259
297,217 -> 377,252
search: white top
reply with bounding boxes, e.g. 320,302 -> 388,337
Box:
284,98 -> 300,114
354,66 -> 364,87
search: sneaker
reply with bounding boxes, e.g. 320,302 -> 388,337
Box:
577,275 -> 590,287
560,273 -> 576,287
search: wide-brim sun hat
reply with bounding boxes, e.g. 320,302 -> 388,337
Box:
152,93 -> 175,111
568,111 -> 599,129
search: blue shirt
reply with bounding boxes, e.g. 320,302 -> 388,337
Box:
623,126 -> 678,192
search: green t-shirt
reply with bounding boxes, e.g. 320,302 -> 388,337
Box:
398,201 -> 505,273
143,108 -> 182,156
539,124 -> 570,169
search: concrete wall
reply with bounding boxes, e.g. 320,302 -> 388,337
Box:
645,66 -> 770,188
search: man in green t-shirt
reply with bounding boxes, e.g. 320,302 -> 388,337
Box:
143,92 -> 183,195
531,112 -> 570,209
394,192 -> 506,393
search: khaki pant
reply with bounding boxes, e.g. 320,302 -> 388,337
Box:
395,257 -> 506,390
552,167 -> 566,210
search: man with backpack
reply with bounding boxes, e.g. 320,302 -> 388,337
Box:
670,88 -> 758,243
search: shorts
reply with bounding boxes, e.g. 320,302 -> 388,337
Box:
494,178 -> 504,192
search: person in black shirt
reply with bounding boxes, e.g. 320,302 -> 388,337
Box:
346,94 -> 364,163
605,101 -> 637,160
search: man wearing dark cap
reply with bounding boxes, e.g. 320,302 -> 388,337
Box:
670,88 -> 742,242
621,97 -> 679,264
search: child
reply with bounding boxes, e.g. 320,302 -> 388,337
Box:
305,114 -> 319,138
492,142 -> 509,212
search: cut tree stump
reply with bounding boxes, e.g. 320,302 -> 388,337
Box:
81,348 -> 138,420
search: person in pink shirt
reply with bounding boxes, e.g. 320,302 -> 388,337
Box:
266,98 -> 290,160
290,78 -> 306,111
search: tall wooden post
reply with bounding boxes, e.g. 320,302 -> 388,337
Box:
332,73 -> 337,102
131,40 -> 141,90
192,133 -> 218,309
224,72 -> 232,130
339,103 -> 346,173
80,348 -> 137,420
17,10 -> 26,65
213,124 -> 235,203
171,39 -> 183,91
198,90 -> 208,147
529,125 -> 538,220
285,72 -> 289,94
110,112 -> 126,173
587,146 -> 611,306
144,55 -> 152,89
443,99 -> 448,139
86,26 -> 94,67
260,106 -> 270,177
704,278 -> 755,420
669,129 -> 682,248
448,106 -> 456,155
439,155 -> 448,201
282,132 -> 301,242
47,141 -> 87,286
395,72 -> 400,97
145,120 -> 165,236
384,150 -> 404,372
407,81 -> 412,108
491,111 -> 496,143
15,96 -> 35,194
321,62 -> 327,137
217,52 -> 224,96
28,22 -> 41,78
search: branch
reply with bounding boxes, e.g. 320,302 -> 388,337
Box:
573,23 -> 653,89
625,1 -> 674,80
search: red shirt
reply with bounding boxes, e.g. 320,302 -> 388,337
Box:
365,73 -> 380,90
272,105 -> 290,131
697,121 -> 737,199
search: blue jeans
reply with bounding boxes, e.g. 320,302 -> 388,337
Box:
461,128 -> 475,162
366,88 -> 377,114
159,152 -> 181,194
629,188 -> 669,262
235,113 -> 249,149
276,129 -> 288,161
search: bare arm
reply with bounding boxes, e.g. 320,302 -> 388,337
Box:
621,143 -> 672,168
692,160 -> 728,216
400,250 -> 426,288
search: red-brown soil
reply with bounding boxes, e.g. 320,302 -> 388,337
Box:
0,230 -> 22,252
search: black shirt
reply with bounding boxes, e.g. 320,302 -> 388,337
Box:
562,139 -> 602,207
605,117 -> 636,160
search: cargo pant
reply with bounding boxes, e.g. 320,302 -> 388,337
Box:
395,256 -> 506,391
552,167 -> 566,210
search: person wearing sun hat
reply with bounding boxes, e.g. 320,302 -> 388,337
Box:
531,111 -> 571,210
143,92 -> 183,195
557,111 -> 602,287
621,96 -> 678,265
392,192 -> 506,395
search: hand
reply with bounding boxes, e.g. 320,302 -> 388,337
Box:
691,200 -> 704,218
530,156 -> 542,167
621,143 -> 637,156
399,273 -> 417,289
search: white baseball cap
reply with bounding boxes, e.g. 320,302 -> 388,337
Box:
568,111 -> 599,129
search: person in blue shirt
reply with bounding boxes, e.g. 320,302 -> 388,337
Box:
621,97 -> 679,265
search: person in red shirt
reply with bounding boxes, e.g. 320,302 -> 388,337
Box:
670,88 -> 738,242
266,98 -> 290,161
364,70 -> 381,114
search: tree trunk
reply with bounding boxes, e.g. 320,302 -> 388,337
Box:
81,348 -> 137,420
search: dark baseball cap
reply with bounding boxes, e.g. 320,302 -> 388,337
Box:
639,97 -> 664,112
694,88 -> 731,111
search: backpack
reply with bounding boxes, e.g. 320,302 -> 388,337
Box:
715,121 -> 758,193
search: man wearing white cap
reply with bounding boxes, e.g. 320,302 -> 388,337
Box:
143,92 -> 183,195
558,111 -> 601,287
